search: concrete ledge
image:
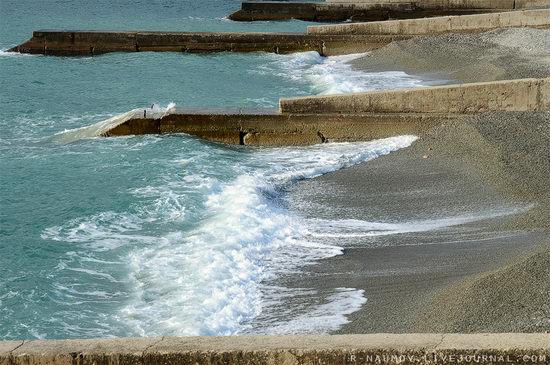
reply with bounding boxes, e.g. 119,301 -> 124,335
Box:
8,30 -> 410,56
280,78 -> 550,114
1,334 -> 549,365
307,9 -> 550,35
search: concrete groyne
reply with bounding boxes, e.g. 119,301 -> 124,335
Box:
9,8 -> 550,56
229,0 -> 550,22
98,78 -> 550,146
1,334 -> 549,365
8,30 -> 407,56
104,109 -> 447,146
308,8 -> 550,34
228,1 -> 500,22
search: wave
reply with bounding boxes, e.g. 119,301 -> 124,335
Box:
43,136 -> 417,337
50,103 -> 176,144
306,207 -> 529,239
0,49 -> 37,57
257,51 -> 427,96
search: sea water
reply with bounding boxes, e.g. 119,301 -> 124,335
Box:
0,0 -> 428,339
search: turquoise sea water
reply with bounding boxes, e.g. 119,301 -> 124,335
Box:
0,0 -> 428,339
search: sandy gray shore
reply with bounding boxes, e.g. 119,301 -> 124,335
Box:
352,28 -> 550,84
285,28 -> 550,333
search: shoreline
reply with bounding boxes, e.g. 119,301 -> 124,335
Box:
282,27 -> 550,333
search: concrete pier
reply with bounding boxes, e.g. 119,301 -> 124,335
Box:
8,30 -> 408,56
229,0 -> 550,22
1,334 -> 549,365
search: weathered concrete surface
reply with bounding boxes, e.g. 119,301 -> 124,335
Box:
104,78 -> 549,145
328,0 -> 550,9
515,0 -> 550,8
327,0 -> 531,9
8,30 -> 409,56
228,1 -> 504,22
1,334 -> 549,365
230,0 -> 550,22
308,9 -> 550,35
104,111 -> 447,146
280,78 -> 550,114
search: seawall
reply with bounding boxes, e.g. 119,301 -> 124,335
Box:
8,30 -> 407,56
1,334 -> 549,365
280,78 -> 550,114
308,8 -> 550,35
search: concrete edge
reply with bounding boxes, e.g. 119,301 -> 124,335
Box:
2,335 -> 549,365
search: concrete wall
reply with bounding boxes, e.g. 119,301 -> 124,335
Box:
515,0 -> 550,8
105,112 -> 446,146
9,30 -> 408,56
327,0 -> 518,9
280,78 -> 550,114
1,334 -> 549,365
307,9 -> 550,34
326,0 -> 550,8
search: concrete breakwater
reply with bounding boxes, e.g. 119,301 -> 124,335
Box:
100,78 -> 550,146
104,109 -> 447,146
1,334 -> 549,365
228,1 -> 500,22
229,0 -> 550,22
8,31 -> 406,56
8,9 -> 550,56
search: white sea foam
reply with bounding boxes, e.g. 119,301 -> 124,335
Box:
43,136 -> 417,336
50,103 -> 176,144
257,51 -> 427,96
0,49 -> 37,57
40,134 -> 529,336
306,207 -> 529,239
